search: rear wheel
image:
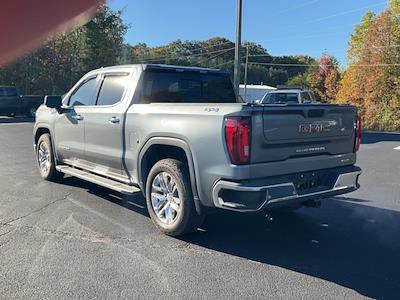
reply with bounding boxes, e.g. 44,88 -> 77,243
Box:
36,134 -> 62,181
27,107 -> 37,118
145,159 -> 203,236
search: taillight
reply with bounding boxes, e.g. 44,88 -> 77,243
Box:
355,115 -> 362,152
225,117 -> 251,164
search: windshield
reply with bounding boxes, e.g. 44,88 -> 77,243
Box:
141,69 -> 237,103
262,92 -> 299,104
0,86 -> 18,97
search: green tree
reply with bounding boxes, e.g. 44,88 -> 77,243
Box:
0,5 -> 127,94
347,11 -> 376,62
82,5 -> 128,70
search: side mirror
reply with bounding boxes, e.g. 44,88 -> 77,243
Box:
44,95 -> 62,110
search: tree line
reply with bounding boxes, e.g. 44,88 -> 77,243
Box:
0,5 -> 317,95
0,6 -> 128,95
0,2 -> 399,130
293,0 -> 400,131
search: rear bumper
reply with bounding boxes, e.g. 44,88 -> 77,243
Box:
212,165 -> 361,212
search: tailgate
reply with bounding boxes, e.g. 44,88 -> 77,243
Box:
251,104 -> 357,163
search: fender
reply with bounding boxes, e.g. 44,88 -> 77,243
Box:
138,136 -> 202,214
33,123 -> 59,164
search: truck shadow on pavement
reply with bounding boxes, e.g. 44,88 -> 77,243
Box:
60,176 -> 400,299
186,201 -> 400,299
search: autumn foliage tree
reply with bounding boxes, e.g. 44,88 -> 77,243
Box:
337,0 -> 400,130
308,53 -> 341,103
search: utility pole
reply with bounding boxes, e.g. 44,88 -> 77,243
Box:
244,44 -> 249,102
233,0 -> 242,96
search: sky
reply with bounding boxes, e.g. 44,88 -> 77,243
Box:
107,0 -> 388,66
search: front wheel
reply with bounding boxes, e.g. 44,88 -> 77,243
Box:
145,159 -> 204,236
27,107 -> 37,118
36,134 -> 62,181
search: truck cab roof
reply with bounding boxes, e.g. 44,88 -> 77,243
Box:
267,89 -> 304,94
88,64 -> 228,75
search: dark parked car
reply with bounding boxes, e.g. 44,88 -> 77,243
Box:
0,85 -> 44,117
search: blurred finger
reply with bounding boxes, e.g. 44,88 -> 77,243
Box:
0,0 -> 103,65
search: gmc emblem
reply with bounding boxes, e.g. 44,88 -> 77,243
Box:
298,123 -> 324,133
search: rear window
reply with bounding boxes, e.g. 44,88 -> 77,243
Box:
96,75 -> 128,106
263,92 -> 299,104
300,91 -> 316,103
0,87 -> 18,97
141,69 -> 236,103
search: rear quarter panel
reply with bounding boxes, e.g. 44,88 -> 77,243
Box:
124,103 -> 249,207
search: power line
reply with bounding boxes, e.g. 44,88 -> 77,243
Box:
136,41 -> 234,63
263,1 -> 386,35
248,49 -> 347,58
271,0 -> 320,17
255,32 -> 351,44
304,1 -> 387,24
211,60 -> 234,69
248,53 -> 273,58
135,46 -> 235,64
189,47 -> 235,67
248,61 -> 400,67
249,62 -> 317,67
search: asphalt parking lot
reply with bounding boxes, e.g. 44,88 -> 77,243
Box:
0,117 -> 400,299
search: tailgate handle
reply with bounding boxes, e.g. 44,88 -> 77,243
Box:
308,109 -> 324,118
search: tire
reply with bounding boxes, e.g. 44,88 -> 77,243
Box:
27,107 -> 37,118
145,159 -> 204,236
7,113 -> 15,117
36,134 -> 62,181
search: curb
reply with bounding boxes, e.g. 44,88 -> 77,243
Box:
362,131 -> 400,135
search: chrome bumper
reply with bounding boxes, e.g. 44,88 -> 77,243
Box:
212,170 -> 361,212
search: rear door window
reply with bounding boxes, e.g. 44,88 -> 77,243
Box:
141,69 -> 236,103
0,87 -> 18,97
96,75 -> 128,106
301,92 -> 312,102
69,78 -> 97,106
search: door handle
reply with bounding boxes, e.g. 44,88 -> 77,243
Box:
109,116 -> 120,124
71,114 -> 84,121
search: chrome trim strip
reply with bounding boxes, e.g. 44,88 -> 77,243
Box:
212,171 -> 361,212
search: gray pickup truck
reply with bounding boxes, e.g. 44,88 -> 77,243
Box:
33,64 -> 362,236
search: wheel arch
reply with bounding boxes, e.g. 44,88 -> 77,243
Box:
34,126 -> 51,146
33,125 -> 58,163
138,137 -> 202,214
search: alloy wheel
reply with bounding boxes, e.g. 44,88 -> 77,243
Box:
151,171 -> 181,224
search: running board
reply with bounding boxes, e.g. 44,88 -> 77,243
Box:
56,165 -> 140,194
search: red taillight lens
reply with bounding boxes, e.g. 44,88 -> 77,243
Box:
355,115 -> 362,152
225,117 -> 251,164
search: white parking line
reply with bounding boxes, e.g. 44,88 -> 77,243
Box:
394,146 -> 400,150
